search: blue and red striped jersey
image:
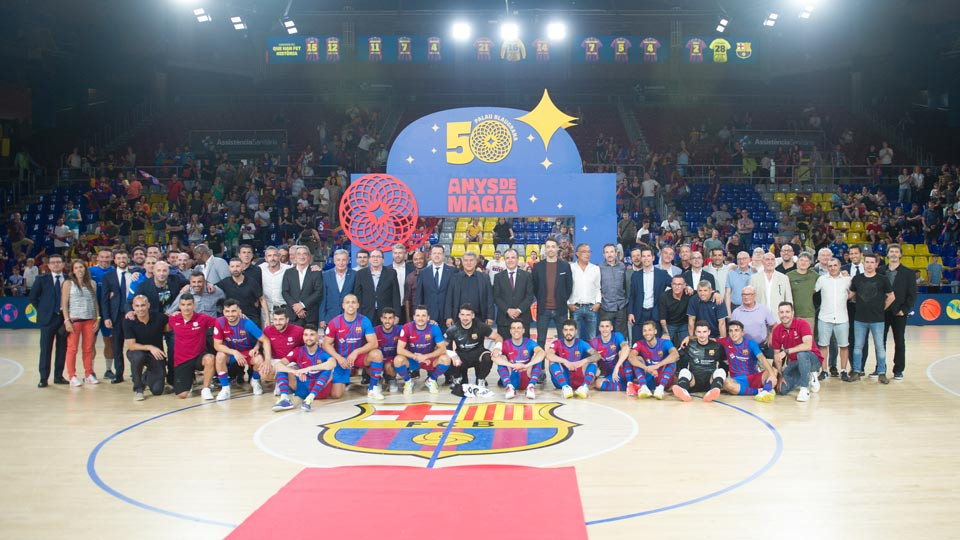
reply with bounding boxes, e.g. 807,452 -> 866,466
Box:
325,314 -> 375,356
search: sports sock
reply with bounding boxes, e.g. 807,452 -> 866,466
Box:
622,364 -> 636,382
529,364 -> 543,384
658,364 -> 676,387
598,379 -> 614,391
276,372 -> 291,394
583,363 -> 598,385
251,371 -> 261,380
367,361 -> 383,390
549,363 -> 568,387
497,366 -> 512,386
742,387 -> 759,395
429,363 -> 449,381
762,380 -> 773,392
397,364 -> 410,382
677,375 -> 691,391
218,372 -> 230,387
309,370 -> 332,396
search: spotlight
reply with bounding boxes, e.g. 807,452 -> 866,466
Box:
800,6 -> 814,19
231,16 -> 245,30
283,19 -> 298,34
717,17 -> 728,33
764,13 -> 778,27
500,21 -> 519,41
194,8 -> 211,23
451,21 -> 472,41
546,21 -> 567,41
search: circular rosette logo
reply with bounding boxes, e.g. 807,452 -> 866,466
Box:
339,174 -> 419,252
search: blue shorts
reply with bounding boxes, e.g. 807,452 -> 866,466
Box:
98,325 -> 112,338
731,373 -> 765,395
332,364 -> 352,384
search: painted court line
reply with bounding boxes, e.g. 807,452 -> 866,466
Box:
926,354 -> 960,398
0,357 -> 24,388
425,395 -> 467,468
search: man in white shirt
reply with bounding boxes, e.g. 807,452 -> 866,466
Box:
259,246 -> 292,313
660,212 -> 681,234
704,248 -> 733,296
656,246 -> 682,277
640,173 -> 660,210
567,243 -> 602,341
749,252 -> 793,312
815,257 -> 853,379
487,251 -> 507,284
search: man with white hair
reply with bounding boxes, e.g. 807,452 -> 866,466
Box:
259,246 -> 292,314
750,252 -> 792,313
319,249 -> 356,329
730,285 -> 776,350
815,257 -> 853,380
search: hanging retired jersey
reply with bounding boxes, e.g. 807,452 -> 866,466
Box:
376,324 -> 401,360
325,37 -> 340,62
640,37 -> 660,63
398,36 -> 412,61
368,36 -> 382,62
474,38 -> 492,61
533,39 -> 551,61
611,37 -> 633,62
305,37 -> 320,61
580,37 -> 601,61
709,38 -> 731,63
685,38 -> 707,63
500,39 -> 526,62
427,36 -> 442,61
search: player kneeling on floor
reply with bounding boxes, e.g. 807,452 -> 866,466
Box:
274,324 -> 336,412
673,320 -> 728,403
375,308 -> 402,392
718,320 -> 777,402
624,320 -> 679,399
212,299 -> 272,401
168,293 -> 217,400
445,303 -> 501,389
545,320 -> 601,399
591,319 -> 634,392
322,294 -> 384,400
395,305 -> 449,394
491,320 -> 546,399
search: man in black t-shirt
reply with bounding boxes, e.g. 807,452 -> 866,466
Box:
123,295 -> 169,400
673,320 -> 728,403
848,252 -> 895,383
137,261 -> 186,385
444,303 -> 502,387
658,276 -> 691,345
217,257 -> 265,328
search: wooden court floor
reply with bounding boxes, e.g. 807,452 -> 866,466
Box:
1,325 -> 959,540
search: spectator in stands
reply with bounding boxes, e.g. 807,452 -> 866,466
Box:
898,168 -> 912,204
493,218 -> 514,246
5,267 -> 25,296
926,256 -> 944,292
878,142 -> 894,179
640,172 -> 660,210
737,210 -> 755,251
617,212 -> 637,255
7,213 -> 33,257
466,218 -> 483,243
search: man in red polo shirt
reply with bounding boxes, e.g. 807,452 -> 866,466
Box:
167,293 -> 217,399
770,301 -> 823,402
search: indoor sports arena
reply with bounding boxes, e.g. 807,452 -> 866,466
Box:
1,1 -> 959,539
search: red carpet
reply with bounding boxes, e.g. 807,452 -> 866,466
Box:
228,465 -> 587,539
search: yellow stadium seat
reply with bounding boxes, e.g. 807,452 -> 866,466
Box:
453,232 -> 467,243
918,269 -> 928,283
466,243 -> 481,254
900,256 -> 914,268
481,244 -> 495,258
912,256 -> 928,268
451,244 -> 466,258
773,193 -> 786,202
848,232 -> 863,244
482,219 -> 497,232
810,193 -> 823,203
837,221 -> 850,231
914,244 -> 930,256
819,201 -> 832,211
849,221 -> 865,233
455,219 -> 469,232
901,244 -> 915,256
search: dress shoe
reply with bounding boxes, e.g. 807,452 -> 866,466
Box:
53,377 -> 69,385
110,377 -> 125,384
104,370 -> 116,380
38,380 -> 49,388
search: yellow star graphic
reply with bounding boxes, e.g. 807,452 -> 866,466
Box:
515,89 -> 578,152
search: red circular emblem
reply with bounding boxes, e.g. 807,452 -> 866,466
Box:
339,174 -> 420,251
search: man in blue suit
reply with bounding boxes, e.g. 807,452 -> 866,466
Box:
100,250 -> 137,384
30,254 -> 68,387
318,248 -> 356,329
629,247 -> 671,340
416,245 -> 454,324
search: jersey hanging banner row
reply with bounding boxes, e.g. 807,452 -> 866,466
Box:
682,37 -> 756,63
572,36 -> 667,64
266,36 -> 343,63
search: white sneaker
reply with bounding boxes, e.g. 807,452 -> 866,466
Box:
201,387 -> 214,400
251,378 -> 263,395
425,379 -> 440,394
637,385 -> 653,399
796,387 -> 811,402
809,373 -> 821,393
403,380 -> 414,395
69,376 -> 83,387
216,387 -> 231,401
505,385 -> 516,399
476,378 -> 488,388
368,386 -> 385,400
574,384 -> 589,399
85,374 -> 99,385
133,392 -> 144,401
653,385 -> 665,400
561,385 -> 574,399
389,379 -> 399,393
525,384 -> 536,400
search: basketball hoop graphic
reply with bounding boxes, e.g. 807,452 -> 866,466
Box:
339,174 -> 420,251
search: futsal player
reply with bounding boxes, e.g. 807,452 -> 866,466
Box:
260,306 -> 304,396
212,299 -> 272,401
395,305 -> 450,395
322,294 -> 385,400
491,320 -> 545,399
375,308 -> 402,392
673,320 -> 728,403
445,303 -> 501,388
545,320 -> 601,399
167,293 -> 217,400
590,319 -> 634,392
274,324 -> 336,412
624,320 -> 678,399
718,320 -> 777,402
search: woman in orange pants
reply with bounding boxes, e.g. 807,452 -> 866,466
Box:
62,260 -> 101,386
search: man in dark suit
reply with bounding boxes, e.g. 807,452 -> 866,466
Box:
390,243 -> 418,323
681,250 -> 716,292
416,245 -> 454,324
355,249 -> 401,322
493,248 -> 535,338
628,246 -> 672,339
531,238 -> 573,349
840,244 -> 868,375
446,251 -> 496,328
100,250 -> 136,384
281,245 -> 324,327
31,253 -> 68,387
318,248 -> 356,328
882,244 -> 917,380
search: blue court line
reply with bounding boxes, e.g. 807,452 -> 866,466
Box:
425,395 -> 467,469
584,397 -> 783,526
86,396 -> 253,529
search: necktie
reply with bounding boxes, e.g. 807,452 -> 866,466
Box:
434,267 -> 440,287
510,271 -> 515,289
120,272 -> 127,298
54,275 -> 62,313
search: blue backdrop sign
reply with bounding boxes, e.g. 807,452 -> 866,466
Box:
0,298 -> 39,329
342,90 -> 616,259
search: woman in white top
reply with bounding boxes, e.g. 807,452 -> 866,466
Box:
61,260 -> 101,386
